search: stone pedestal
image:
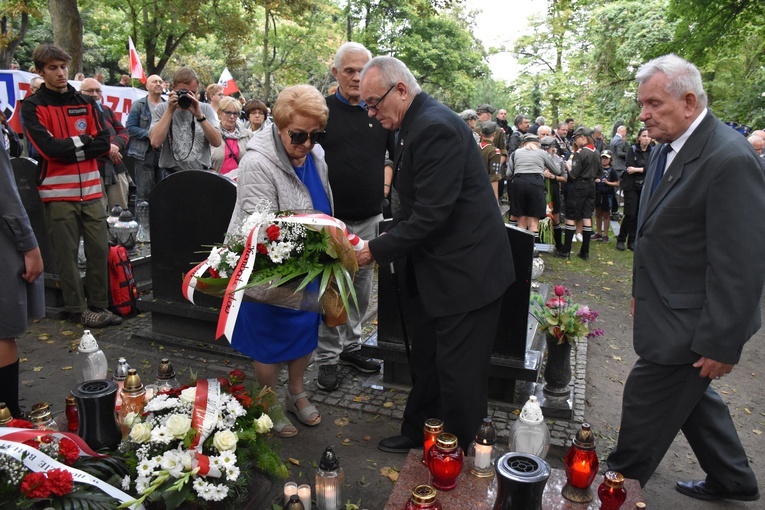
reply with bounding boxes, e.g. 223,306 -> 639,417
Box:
385,450 -> 644,509
361,225 -> 545,405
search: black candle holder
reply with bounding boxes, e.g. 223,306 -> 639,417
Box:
71,380 -> 122,451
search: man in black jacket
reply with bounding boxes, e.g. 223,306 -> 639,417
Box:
357,56 -> 514,452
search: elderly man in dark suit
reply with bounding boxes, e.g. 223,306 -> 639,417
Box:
355,56 -> 515,452
607,54 -> 764,502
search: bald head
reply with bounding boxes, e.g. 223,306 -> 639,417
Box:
80,78 -> 100,91
146,74 -> 164,98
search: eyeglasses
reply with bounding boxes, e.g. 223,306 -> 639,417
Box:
287,129 -> 326,145
221,110 -> 239,117
364,84 -> 395,113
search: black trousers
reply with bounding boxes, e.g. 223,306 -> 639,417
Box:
617,187 -> 641,243
399,294 -> 503,451
607,358 -> 758,491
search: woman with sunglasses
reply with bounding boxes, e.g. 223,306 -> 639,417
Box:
226,84 -> 331,438
211,97 -> 253,180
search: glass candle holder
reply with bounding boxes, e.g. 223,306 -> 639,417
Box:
467,417 -> 498,478
404,484 -> 442,509
298,484 -> 311,509
284,482 -> 298,504
316,446 -> 343,510
427,433 -> 463,491
597,471 -> 627,510
562,423 -> 599,503
118,369 -> 146,436
423,418 -> 443,465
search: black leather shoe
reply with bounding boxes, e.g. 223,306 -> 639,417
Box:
616,241 -> 626,251
675,480 -> 759,502
553,250 -> 570,259
577,252 -> 589,261
377,435 -> 419,453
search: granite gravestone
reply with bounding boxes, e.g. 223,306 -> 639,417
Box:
138,170 -> 236,341
364,223 -> 541,404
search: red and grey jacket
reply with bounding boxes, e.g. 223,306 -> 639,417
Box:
21,84 -> 110,202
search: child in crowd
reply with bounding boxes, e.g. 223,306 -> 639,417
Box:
593,150 -> 619,243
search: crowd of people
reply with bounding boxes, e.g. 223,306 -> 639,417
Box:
2,44 -> 765,503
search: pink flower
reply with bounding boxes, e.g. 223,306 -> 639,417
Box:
576,305 -> 590,316
546,297 -> 563,308
554,285 -> 566,297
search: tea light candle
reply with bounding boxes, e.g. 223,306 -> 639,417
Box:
284,481 -> 297,504
474,443 -> 492,469
298,484 -> 311,508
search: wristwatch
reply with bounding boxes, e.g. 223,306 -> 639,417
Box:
196,115 -> 207,123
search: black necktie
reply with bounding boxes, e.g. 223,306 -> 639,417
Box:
651,144 -> 673,195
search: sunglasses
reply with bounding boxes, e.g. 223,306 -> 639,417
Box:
364,84 -> 395,113
287,129 -> 326,145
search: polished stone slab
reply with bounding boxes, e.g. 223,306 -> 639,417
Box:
385,450 -> 644,510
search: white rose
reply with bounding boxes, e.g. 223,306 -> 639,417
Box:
129,422 -> 152,443
254,414 -> 273,434
179,387 -> 197,404
166,414 -> 192,439
212,430 -> 238,452
123,412 -> 140,429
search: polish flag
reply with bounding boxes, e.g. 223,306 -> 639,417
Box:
128,36 -> 146,84
218,67 -> 240,95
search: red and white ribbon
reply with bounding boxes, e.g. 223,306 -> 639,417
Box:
189,379 -> 221,452
182,213 -> 363,343
0,431 -> 143,509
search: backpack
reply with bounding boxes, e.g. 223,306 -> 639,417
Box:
108,245 -> 139,316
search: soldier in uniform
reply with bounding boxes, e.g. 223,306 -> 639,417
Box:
557,126 -> 601,260
479,121 -> 503,202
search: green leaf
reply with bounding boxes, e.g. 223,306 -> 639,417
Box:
162,477 -> 192,509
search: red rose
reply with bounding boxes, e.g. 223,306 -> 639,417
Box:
554,285 -> 566,297
21,472 -> 50,498
58,437 -> 80,465
228,369 -> 246,385
46,468 -> 74,496
266,225 -> 280,241
256,243 -> 268,254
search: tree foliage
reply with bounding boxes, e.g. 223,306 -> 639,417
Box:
0,0 -> 43,69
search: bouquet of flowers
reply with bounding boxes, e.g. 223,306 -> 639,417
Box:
119,369 -> 288,510
0,429 -> 129,509
530,285 -> 604,344
184,200 -> 360,332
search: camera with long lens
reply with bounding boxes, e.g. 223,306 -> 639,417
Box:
176,89 -> 193,109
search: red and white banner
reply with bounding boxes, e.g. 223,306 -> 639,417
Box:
182,213 -> 363,343
0,70 -> 147,134
218,67 -> 240,96
128,36 -> 147,85
0,429 -> 143,509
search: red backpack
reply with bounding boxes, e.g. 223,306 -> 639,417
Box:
108,245 -> 139,316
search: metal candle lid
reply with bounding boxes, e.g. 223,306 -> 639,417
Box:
113,357 -> 131,381
476,417 -> 497,446
65,393 -> 76,405
424,418 -> 443,433
0,403 -> 12,425
410,484 -> 437,504
435,432 -> 459,451
123,369 -> 144,393
603,471 -> 624,489
319,446 -> 340,471
572,423 -> 596,450
156,358 -> 176,380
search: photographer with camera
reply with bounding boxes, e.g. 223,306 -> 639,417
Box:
149,67 -> 221,174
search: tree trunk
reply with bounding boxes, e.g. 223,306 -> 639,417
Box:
48,0 -> 83,77
0,13 -> 29,69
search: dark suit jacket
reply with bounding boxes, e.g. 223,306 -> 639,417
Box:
634,111 -> 765,365
369,93 -> 514,318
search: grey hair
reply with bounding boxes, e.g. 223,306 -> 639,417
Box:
535,116 -> 546,125
514,114 -> 529,127
593,125 -> 603,133
333,42 -> 372,70
635,53 -> 708,109
360,56 -> 421,95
